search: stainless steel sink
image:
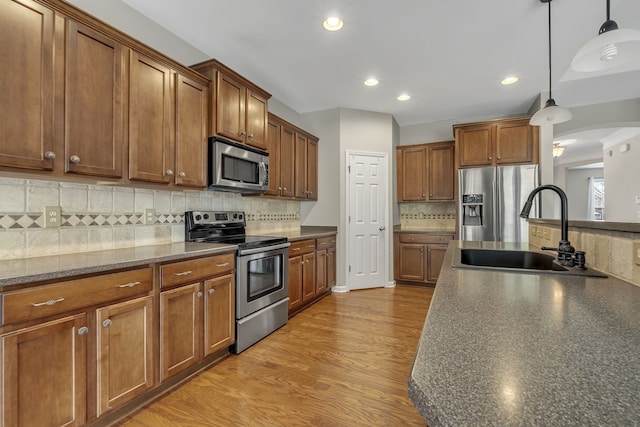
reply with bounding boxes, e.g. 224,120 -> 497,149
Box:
452,248 -> 607,277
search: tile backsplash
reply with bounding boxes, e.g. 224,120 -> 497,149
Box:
0,177 -> 300,259
399,202 -> 456,230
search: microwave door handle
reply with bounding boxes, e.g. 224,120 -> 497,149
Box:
259,162 -> 267,185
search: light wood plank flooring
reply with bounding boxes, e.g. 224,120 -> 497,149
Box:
116,285 -> 433,426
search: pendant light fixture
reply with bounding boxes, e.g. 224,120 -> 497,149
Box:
552,142 -> 565,157
571,0 -> 640,72
530,0 -> 572,126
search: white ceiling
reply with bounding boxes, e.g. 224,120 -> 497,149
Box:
103,0 -> 640,127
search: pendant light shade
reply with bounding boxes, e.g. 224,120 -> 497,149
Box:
552,142 -> 565,158
530,0 -> 572,126
571,0 -> 640,72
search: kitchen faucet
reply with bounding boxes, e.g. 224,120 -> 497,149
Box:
520,184 -> 585,268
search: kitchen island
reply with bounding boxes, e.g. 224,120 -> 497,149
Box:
409,240 -> 640,426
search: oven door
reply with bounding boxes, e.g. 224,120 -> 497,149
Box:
236,243 -> 289,319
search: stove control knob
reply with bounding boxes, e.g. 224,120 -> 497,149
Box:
238,214 -> 243,220
233,213 -> 238,219
203,214 -> 210,220
195,215 -> 202,221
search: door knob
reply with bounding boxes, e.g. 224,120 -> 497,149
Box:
379,226 -> 386,231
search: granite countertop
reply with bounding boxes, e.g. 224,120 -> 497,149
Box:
393,225 -> 456,234
275,226 -> 337,241
0,242 -> 237,289
409,240 -> 640,426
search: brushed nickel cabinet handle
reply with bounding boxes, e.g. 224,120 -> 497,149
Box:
32,297 -> 64,307
215,262 -> 229,267
179,172 -> 186,177
248,133 -> 254,138
166,169 -> 174,176
70,155 -> 80,164
239,131 -> 247,136
45,151 -> 56,160
283,187 -> 287,191
307,245 -> 315,249
488,156 -> 492,160
102,319 -> 112,328
292,248 -> 301,251
208,289 -> 215,295
196,291 -> 203,298
117,281 -> 141,288
78,326 -> 89,336
174,270 -> 193,276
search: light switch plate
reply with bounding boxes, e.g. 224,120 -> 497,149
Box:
634,241 -> 640,266
144,208 -> 155,225
44,206 -> 61,228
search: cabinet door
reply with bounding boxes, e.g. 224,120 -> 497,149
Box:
398,146 -> 427,201
216,72 -> 245,143
175,73 -> 207,187
160,283 -> 202,381
457,124 -> 493,167
428,142 -> 455,201
1,314 -> 87,427
306,138 -> 318,200
203,274 -> 235,356
288,256 -> 303,313
495,120 -> 535,164
265,119 -> 281,196
397,243 -> 426,282
0,0 -> 55,171
302,252 -> 316,303
426,244 -> 448,283
316,249 -> 327,294
96,296 -> 154,416
129,51 -> 172,183
279,125 -> 296,198
245,89 -> 268,151
66,20 -> 125,178
294,133 -> 308,198
327,246 -> 337,288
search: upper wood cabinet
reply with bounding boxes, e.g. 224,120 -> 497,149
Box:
191,59 -> 270,151
454,117 -> 539,168
397,141 -> 455,202
294,132 -> 319,200
265,115 -> 295,198
0,0 -> 56,172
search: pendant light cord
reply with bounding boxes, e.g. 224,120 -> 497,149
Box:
547,0 -> 552,101
606,0 -> 610,21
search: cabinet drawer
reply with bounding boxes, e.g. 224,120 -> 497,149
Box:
2,268 -> 152,325
160,253 -> 235,288
398,233 -> 453,244
289,239 -> 316,257
316,236 -> 337,250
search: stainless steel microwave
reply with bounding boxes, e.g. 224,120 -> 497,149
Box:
208,137 -> 269,193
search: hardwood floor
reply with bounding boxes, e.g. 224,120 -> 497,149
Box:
116,285 -> 433,426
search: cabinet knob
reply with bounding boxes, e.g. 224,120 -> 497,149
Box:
278,187 -> 282,190
179,172 -> 186,177
70,155 -> 80,164
429,193 -> 433,197
420,248 -> 424,252
497,156 -> 501,160
309,191 -> 313,195
422,193 -> 425,198
248,133 -> 254,138
45,151 -> 56,160
240,131 -> 247,136
488,156 -> 492,160
283,187 -> 287,191
196,291 -> 203,298
78,326 -> 89,336
208,288 -> 215,295
102,319 -> 112,328
166,169 -> 174,176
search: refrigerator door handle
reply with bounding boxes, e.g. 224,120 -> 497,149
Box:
495,168 -> 501,242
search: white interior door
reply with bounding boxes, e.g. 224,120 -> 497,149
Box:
347,152 -> 388,290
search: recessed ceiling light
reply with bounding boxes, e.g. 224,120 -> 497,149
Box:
323,17 -> 343,31
364,78 -> 379,86
397,94 -> 411,101
501,76 -> 519,85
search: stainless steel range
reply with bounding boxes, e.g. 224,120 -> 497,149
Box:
185,211 -> 290,353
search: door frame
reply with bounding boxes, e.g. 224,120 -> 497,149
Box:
342,150 -> 393,292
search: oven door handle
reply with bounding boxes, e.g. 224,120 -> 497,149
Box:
237,242 -> 290,256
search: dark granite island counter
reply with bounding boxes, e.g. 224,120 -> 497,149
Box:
409,240 -> 640,426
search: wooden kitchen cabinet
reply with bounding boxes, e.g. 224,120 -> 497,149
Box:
0,0 -> 56,172
294,133 -> 319,200
454,116 -> 538,168
1,314 -> 87,427
265,114 -> 296,198
65,20 -> 126,179
159,253 -> 235,381
96,295 -> 154,417
394,232 -> 453,285
191,59 -> 270,151
316,236 -> 337,294
397,141 -> 455,202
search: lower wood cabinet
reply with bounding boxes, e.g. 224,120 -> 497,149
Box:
288,235 -> 336,317
159,254 -> 235,381
394,232 -> 453,285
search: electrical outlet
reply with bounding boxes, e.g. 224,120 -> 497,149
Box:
543,228 -> 550,240
634,241 -> 640,266
530,225 -> 537,236
144,208 -> 155,225
44,206 -> 61,228
537,227 -> 543,237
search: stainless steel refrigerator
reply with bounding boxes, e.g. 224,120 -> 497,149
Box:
458,165 -> 539,242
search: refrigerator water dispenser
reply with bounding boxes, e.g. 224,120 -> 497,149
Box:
462,194 -> 484,226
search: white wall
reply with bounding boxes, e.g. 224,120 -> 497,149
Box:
604,136 -> 640,222
64,0 -> 208,66
565,167 -> 604,220
399,119 -> 457,145
554,98 -> 640,138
